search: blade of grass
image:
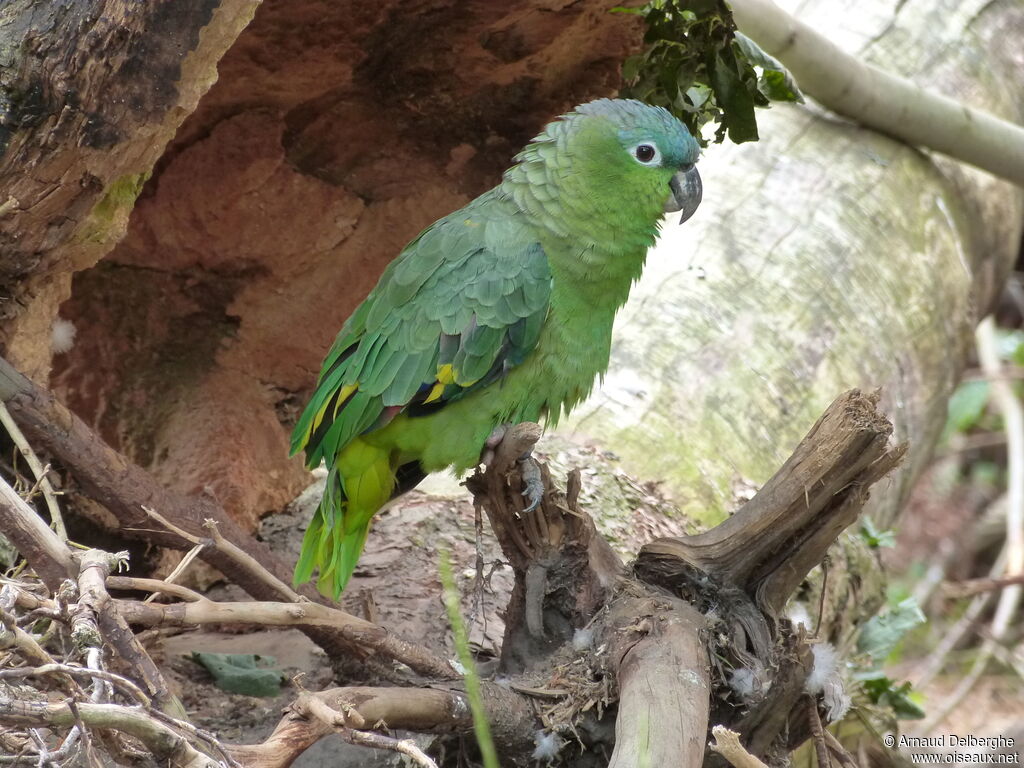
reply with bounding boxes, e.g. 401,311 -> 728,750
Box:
439,550 -> 500,768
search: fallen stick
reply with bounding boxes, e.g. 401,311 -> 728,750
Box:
0,355 -> 454,678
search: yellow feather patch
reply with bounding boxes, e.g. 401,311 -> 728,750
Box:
333,383 -> 358,417
423,381 -> 445,403
309,382 -> 359,442
437,364 -> 456,385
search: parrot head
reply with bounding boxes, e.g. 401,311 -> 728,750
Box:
506,98 -> 703,229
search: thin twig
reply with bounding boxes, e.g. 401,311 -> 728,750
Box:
0,403 -> 66,541
0,698 -> 219,768
342,729 -> 437,768
202,518 -> 305,602
806,696 -> 831,768
112,597 -> 459,680
823,731 -> 860,768
942,572 -> 1024,598
107,576 -> 206,603
145,543 -> 206,603
0,477 -> 75,590
0,664 -> 151,707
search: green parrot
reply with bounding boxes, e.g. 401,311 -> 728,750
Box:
291,98 -> 703,597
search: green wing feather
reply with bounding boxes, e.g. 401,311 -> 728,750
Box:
290,193 -> 552,595
292,195 -> 552,467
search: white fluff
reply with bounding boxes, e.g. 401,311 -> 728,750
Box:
729,667 -> 758,698
51,319 -> 76,355
822,679 -> 852,723
532,730 -> 564,762
787,601 -> 812,631
805,643 -> 839,695
572,627 -> 595,651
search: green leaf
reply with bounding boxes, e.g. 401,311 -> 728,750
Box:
860,673 -> 926,720
615,1 -> 801,145
860,516 -> 896,549
943,379 -> 990,437
190,652 -> 285,697
709,46 -> 758,143
856,597 -> 926,662
732,32 -> 804,103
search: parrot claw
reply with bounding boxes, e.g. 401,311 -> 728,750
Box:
519,457 -> 544,512
481,424 -> 510,467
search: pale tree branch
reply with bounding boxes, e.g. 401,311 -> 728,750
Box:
0,698 -> 219,768
0,403 -> 66,541
730,0 -> 1024,186
709,725 -> 770,768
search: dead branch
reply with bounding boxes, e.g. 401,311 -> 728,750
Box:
462,391 -> 900,766
230,685 -> 534,768
637,389 -> 905,618
73,549 -> 185,719
0,403 -> 66,541
0,697 -> 218,768
0,356 -> 454,678
604,593 -> 710,768
466,423 -> 623,674
709,726 -> 770,768
107,576 -> 206,603
233,689 -> 455,768
111,598 -> 457,680
0,476 -> 75,591
942,572 -> 1024,598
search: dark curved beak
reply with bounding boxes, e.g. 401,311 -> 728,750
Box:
664,166 -> 702,224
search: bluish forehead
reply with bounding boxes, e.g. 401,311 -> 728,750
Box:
577,98 -> 700,167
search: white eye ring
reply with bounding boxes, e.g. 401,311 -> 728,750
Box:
631,143 -> 661,165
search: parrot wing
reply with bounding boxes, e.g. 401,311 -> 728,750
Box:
291,201 -> 552,470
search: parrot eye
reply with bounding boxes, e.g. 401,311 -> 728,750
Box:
632,143 -> 660,165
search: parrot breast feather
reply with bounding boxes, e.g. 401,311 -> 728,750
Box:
291,202 -> 552,469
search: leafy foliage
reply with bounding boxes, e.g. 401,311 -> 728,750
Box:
943,379 -> 991,439
858,672 -> 927,719
859,516 -> 896,549
857,597 -> 926,662
614,0 -> 803,145
850,597 -> 927,720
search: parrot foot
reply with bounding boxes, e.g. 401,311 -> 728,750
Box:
519,456 -> 544,513
480,422 -> 544,511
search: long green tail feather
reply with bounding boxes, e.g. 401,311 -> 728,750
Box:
293,443 -> 393,599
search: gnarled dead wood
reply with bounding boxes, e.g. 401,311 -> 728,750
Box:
466,423 -> 624,675
463,391 -> 901,767
636,389 -> 905,618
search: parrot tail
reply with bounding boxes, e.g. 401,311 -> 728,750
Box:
293,440 -> 394,599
